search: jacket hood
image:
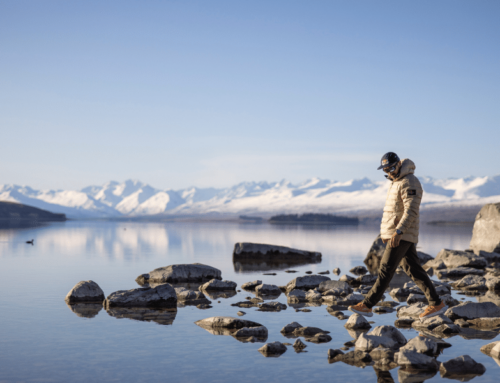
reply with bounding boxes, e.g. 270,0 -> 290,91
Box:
394,158 -> 415,180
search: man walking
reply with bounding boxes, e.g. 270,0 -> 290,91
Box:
348,152 -> 447,320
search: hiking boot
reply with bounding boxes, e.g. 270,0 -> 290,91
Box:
348,302 -> 373,317
419,301 -> 448,321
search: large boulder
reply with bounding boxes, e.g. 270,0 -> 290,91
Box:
285,275 -> 331,293
439,355 -> 486,380
434,249 -> 488,269
445,301 -> 500,320
104,284 -> 177,308
195,316 -> 263,330
470,203 -> 500,253
199,279 -> 237,291
65,280 -> 105,304
136,263 -> 222,285
233,243 -> 321,261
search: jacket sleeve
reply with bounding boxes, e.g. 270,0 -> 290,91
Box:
396,178 -> 422,233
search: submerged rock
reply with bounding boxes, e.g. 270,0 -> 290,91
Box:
258,301 -> 287,312
136,263 -> 222,285
195,316 -> 263,330
258,341 -> 287,357
65,280 -> 105,304
439,355 -> 486,380
470,203 -> 500,254
293,338 -> 307,351
104,284 -> 177,308
286,275 -> 331,293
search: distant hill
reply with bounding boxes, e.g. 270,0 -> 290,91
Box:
0,201 -> 66,224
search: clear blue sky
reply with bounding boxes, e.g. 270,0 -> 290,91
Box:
1,1 -> 499,190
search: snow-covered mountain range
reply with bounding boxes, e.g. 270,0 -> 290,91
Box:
1,176 -> 500,219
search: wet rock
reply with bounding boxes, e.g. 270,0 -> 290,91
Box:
435,249 -> 488,269
344,313 -> 372,330
350,266 -> 368,275
233,326 -> 268,339
136,263 -> 222,285
200,279 -> 237,291
104,284 -> 177,308
258,301 -> 287,312
327,348 -> 344,359
412,315 -> 453,331
396,349 -> 439,370
395,318 -> 415,328
318,270 -> 330,275
439,355 -> 486,380
454,318 -> 470,327
373,307 -> 395,314
234,242 -> 322,261
330,293 -> 364,306
285,275 -> 331,293
231,301 -> 258,308
196,303 -> 212,309
355,333 -> 396,352
330,349 -> 372,366
175,287 -> 211,306
241,280 -> 262,290
293,338 -> 307,351
287,289 -> 306,303
399,335 -> 437,356
480,340 -> 500,356
305,288 -> 322,301
280,321 -> 302,334
305,333 -> 332,343
195,316 -> 263,330
469,203 -> 500,254
467,317 -> 500,329
451,275 -> 488,290
66,302 -> 102,318
333,268 -> 341,275
437,267 -> 485,279
237,311 -> 246,316
445,301 -> 500,320
355,274 -> 378,285
325,304 -> 349,312
65,280 -> 105,304
369,325 -> 407,348
258,341 -> 287,357
407,294 -> 428,305
433,323 -> 460,335
318,280 -> 352,293
255,284 -> 281,295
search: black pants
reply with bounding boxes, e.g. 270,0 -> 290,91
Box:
363,240 -> 441,308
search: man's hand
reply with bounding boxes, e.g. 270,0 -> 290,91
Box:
390,232 -> 402,248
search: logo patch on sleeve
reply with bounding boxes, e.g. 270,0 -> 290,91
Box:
407,189 -> 417,196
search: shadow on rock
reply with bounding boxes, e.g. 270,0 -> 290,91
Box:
106,307 -> 177,325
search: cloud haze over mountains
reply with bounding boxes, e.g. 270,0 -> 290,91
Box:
1,175 -> 500,220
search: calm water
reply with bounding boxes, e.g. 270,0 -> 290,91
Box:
0,221 -> 498,383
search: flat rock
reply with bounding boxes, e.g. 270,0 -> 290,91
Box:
305,333 -> 332,343
399,335 -> 437,356
175,287 -> 211,306
286,275 -> 331,293
136,263 -> 222,285
469,203 -> 500,254
258,341 -> 287,357
437,267 -> 485,279
467,317 -> 500,329
241,280 -> 262,290
200,279 -> 237,291
445,301 -> 500,320
195,316 -> 263,330
65,280 -> 105,304
435,249 -> 488,269
234,242 -> 322,261
344,313 -> 372,330
258,301 -> 287,312
451,275 -> 487,290
412,315 -> 453,331
396,349 -> 439,370
104,284 -> 177,308
439,355 -> 486,380
255,284 -> 282,295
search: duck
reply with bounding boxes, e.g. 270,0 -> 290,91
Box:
26,239 -> 34,245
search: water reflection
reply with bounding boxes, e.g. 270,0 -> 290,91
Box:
105,307 -> 177,325
398,368 -> 437,383
233,259 -> 320,273
195,324 -> 267,343
66,302 -> 102,318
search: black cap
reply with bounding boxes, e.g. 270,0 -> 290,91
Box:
377,152 -> 400,170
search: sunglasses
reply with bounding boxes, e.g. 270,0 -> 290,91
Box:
383,165 -> 397,173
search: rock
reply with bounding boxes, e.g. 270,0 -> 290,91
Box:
397,369 -> 437,383
286,275 -> 330,292
333,268 -> 341,275
241,280 -> 262,290
369,325 -> 407,347
66,302 -> 102,318
200,279 -> 237,291
370,347 -> 395,361
255,284 -> 281,295
355,333 -> 396,352
458,327 -> 500,340
231,301 -> 258,308
305,271 -> 312,274
490,342 -> 500,358
439,355 -> 486,380
327,348 -> 344,359
293,338 -> 307,351
480,340 -> 500,356
174,287 -> 211,305
433,323 -> 460,335
390,288 -> 413,298
258,341 -> 287,357
258,301 -> 287,312
297,308 -> 312,312
396,349 -> 439,370
325,304 -> 349,313
65,280 -> 105,304
470,203 -> 500,253
104,284 -> 177,308
373,307 -> 395,314
203,290 -> 237,300
375,301 -> 399,308
364,235 -> 387,273
437,267 -> 485,279
318,280 -> 352,293
318,270 -> 330,275
287,289 -> 306,302
397,303 -> 426,319
330,350 -> 372,366
305,289 -> 322,301
106,307 -> 177,325
197,304 -> 212,309
350,266 -> 368,275
136,263 -> 222,285
407,293 -> 428,305
399,335 -> 437,356
454,318 -> 470,327
355,274 -> 378,285
232,326 -> 268,339
280,322 -> 302,334
339,274 -> 355,283
330,293 -> 364,306
285,270 -> 298,273
237,311 -> 246,316
263,273 -> 276,276
445,301 -> 500,320
486,276 -> 500,291
344,313 -> 372,330
305,333 -> 332,343
451,275 -> 487,290
435,249 -> 488,269
467,317 -> 500,329
234,242 -> 322,261
417,251 -> 434,265
395,318 -> 415,328
195,316 -> 263,330
412,315 -> 453,331
476,249 -> 500,263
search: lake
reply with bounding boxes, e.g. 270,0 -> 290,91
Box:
0,221 -> 498,382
